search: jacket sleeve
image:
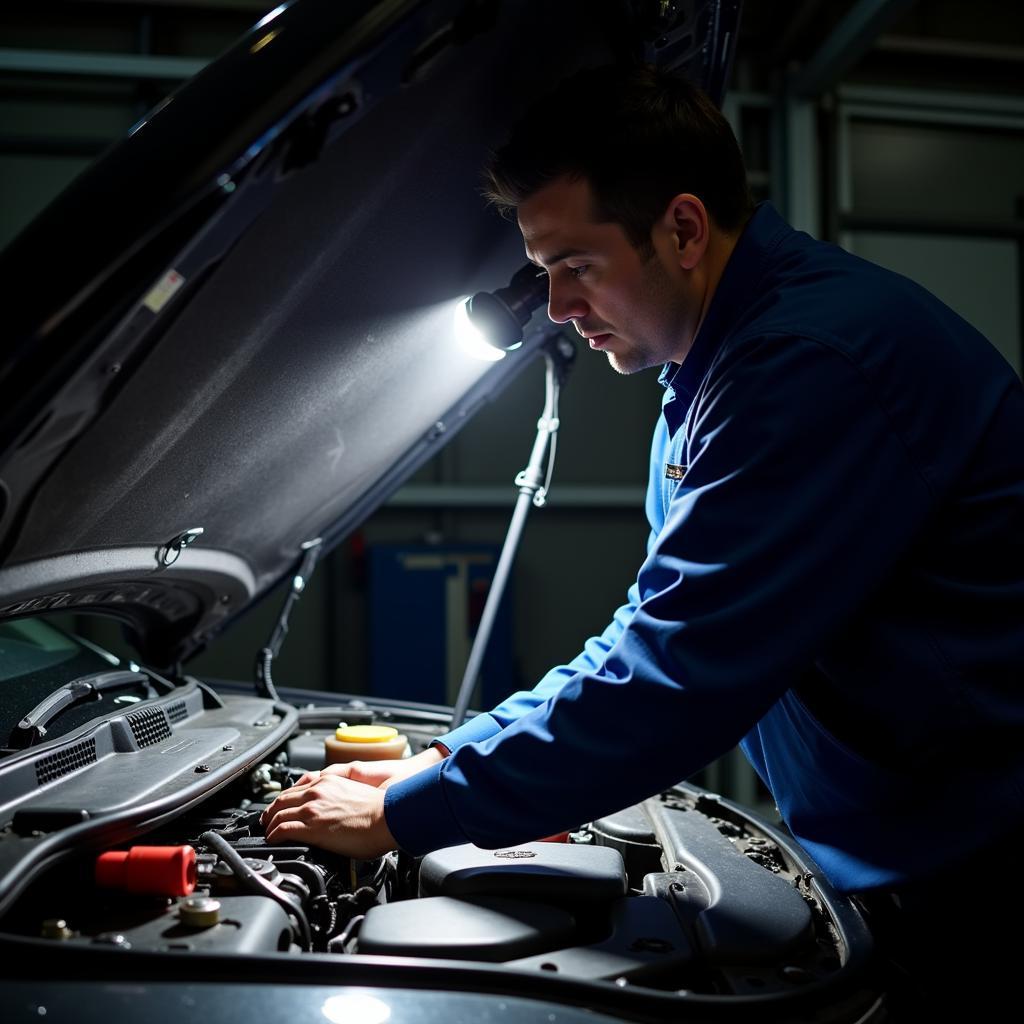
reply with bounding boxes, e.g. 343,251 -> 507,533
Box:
432,414 -> 670,753
387,334 -> 935,855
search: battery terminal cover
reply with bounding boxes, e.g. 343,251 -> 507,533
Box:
324,723 -> 409,764
95,845 -> 197,897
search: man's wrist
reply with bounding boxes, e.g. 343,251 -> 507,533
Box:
383,759 -> 463,857
374,787 -> 397,853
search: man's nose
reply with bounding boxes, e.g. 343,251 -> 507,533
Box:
547,279 -> 589,325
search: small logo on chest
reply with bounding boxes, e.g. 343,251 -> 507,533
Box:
664,463 -> 687,480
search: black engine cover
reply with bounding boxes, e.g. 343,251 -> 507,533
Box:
418,843 -> 627,903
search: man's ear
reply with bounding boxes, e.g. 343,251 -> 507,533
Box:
663,194 -> 709,271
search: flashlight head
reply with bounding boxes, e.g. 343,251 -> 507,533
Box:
456,264 -> 548,359
464,290 -> 525,352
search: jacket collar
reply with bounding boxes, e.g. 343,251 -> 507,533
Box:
659,201 -> 791,406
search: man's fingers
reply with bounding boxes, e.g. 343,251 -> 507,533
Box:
262,774 -> 366,828
292,759 -> 422,792
260,774 -> 393,859
294,764 -> 350,786
265,817 -> 314,843
295,763 -> 362,787
264,781 -> 313,811
273,800 -> 317,823
263,793 -> 323,837
261,779 -> 317,827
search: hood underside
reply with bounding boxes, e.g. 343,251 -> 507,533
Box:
0,0 -> 741,667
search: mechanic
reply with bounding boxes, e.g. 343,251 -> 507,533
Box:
265,65 -> 1024,1003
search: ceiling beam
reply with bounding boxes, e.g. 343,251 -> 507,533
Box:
63,0 -> 269,10
876,34 -> 1024,63
789,0 -> 918,98
0,47 -> 206,79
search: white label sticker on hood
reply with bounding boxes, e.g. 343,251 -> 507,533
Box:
143,268 -> 185,313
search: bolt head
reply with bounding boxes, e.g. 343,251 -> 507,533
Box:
180,896 -> 221,928
41,919 -> 72,940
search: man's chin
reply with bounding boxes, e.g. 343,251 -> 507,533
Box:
606,350 -> 657,376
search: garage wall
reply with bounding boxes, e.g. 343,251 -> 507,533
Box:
841,114 -> 1024,376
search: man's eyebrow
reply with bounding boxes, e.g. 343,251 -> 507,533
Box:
526,247 -> 591,269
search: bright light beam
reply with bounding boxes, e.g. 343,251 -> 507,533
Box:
453,298 -> 506,362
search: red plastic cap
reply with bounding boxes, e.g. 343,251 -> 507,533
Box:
95,845 -> 197,896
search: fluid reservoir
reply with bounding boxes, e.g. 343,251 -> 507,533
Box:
324,724 -> 410,765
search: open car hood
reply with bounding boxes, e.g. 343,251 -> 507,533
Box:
0,0 -> 741,669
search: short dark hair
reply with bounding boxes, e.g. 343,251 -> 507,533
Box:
483,64 -> 753,253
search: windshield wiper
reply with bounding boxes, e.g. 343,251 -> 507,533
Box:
8,670 -> 151,750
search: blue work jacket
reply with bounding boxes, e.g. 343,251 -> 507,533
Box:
385,203 -> 1024,894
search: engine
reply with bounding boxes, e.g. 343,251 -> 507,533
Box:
0,693 -> 878,1016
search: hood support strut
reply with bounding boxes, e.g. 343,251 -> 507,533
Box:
255,537 -> 323,702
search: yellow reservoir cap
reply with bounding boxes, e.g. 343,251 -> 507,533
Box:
335,725 -> 399,743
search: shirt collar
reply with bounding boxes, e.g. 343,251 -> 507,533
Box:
659,201 -> 791,404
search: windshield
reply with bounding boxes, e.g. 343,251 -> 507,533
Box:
0,618 -> 143,749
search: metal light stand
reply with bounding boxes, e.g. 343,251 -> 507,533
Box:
450,330 -> 577,730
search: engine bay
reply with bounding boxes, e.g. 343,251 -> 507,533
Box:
0,682 -> 877,1014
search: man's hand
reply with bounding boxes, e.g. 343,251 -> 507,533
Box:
293,745 -> 446,790
261,774 -> 397,859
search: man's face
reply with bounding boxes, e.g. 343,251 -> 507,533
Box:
518,175 -> 699,374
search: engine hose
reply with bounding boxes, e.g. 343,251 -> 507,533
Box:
275,859 -> 326,898
327,913 -> 365,953
200,831 -> 312,950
